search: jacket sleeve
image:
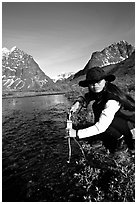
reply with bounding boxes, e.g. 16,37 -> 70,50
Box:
75,92 -> 94,107
74,95 -> 87,107
77,100 -> 121,139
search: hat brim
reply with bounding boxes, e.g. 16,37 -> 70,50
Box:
79,74 -> 115,87
79,80 -> 90,87
105,75 -> 116,82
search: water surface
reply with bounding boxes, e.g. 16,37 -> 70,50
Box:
2,95 -> 81,202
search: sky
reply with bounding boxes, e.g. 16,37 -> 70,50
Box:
2,1 -> 135,79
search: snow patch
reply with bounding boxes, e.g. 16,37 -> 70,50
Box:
53,72 -> 74,82
2,47 -> 10,54
10,46 -> 17,52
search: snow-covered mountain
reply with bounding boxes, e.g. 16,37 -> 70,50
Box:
53,72 -> 74,82
2,47 -> 10,57
74,40 -> 135,78
2,46 -> 57,92
90,40 -> 134,67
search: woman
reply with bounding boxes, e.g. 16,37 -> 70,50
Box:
69,67 -> 135,153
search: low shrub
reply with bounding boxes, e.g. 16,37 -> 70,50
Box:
72,141 -> 135,202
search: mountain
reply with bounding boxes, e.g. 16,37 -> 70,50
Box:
2,41 -> 135,97
73,40 -> 134,79
2,47 -> 10,57
57,40 -> 135,101
53,72 -> 74,82
2,46 -> 58,92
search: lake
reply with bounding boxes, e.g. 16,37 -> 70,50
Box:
2,94 -> 82,202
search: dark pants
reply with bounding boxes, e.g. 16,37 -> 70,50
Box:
109,116 -> 134,150
85,117 -> 134,153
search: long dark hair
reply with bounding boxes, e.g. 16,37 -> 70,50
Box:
107,82 -> 135,111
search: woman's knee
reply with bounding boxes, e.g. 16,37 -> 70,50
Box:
101,127 -> 123,153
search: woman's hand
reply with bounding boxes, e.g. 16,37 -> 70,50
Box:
66,129 -> 77,138
70,101 -> 80,113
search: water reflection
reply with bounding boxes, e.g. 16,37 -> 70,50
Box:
12,98 -> 16,106
2,94 -> 69,116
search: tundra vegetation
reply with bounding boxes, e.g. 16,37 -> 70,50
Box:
61,51 -> 135,202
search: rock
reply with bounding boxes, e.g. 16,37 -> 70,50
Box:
2,46 -> 57,92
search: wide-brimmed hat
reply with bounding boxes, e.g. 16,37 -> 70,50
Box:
79,67 -> 115,87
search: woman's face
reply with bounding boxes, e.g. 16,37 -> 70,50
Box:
88,79 -> 106,93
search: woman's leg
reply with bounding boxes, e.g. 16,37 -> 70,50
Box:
101,126 -> 123,153
83,126 -> 123,153
111,117 -> 134,150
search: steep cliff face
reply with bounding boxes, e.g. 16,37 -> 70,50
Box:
2,46 -> 56,92
74,40 -> 134,79
90,40 -> 134,67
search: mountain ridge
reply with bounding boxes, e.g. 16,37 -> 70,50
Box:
2,46 -> 59,92
56,40 -> 135,100
73,40 -> 134,79
2,40 -> 135,97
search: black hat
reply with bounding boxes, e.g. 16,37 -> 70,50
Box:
79,67 -> 115,87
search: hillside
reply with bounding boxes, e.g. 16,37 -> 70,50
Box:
73,40 -> 134,79
57,41 -> 135,101
2,46 -> 60,93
